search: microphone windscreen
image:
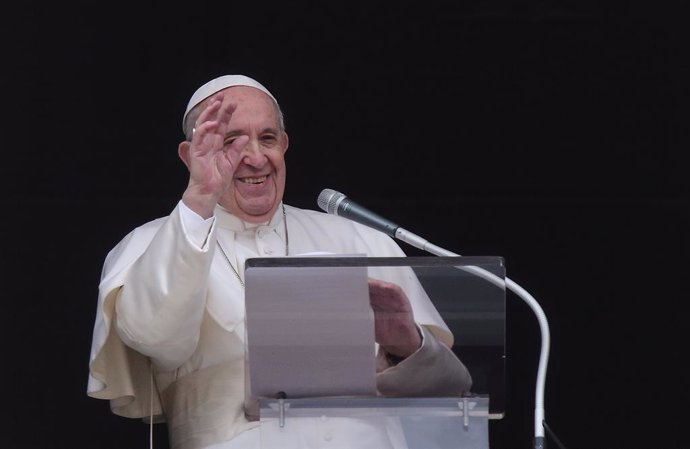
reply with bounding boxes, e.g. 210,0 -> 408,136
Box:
317,188 -> 345,214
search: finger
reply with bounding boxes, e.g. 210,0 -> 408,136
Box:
193,99 -> 238,150
369,280 -> 410,310
214,101 -> 238,138
191,121 -> 222,153
220,135 -> 250,172
226,134 -> 249,153
217,100 -> 238,125
196,97 -> 224,129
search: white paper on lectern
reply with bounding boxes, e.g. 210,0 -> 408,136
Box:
244,255 -> 377,399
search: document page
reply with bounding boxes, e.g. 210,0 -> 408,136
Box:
244,258 -> 377,399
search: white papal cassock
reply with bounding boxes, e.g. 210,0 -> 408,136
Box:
87,201 -> 472,449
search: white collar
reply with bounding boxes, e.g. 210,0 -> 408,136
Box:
213,203 -> 284,233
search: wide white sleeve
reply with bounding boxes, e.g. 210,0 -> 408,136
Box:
87,218 -> 163,419
178,199 -> 215,248
115,202 -> 217,371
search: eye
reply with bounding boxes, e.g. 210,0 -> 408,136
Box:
261,134 -> 278,145
223,137 -> 237,146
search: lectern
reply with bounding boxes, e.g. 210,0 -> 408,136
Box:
244,256 -> 506,449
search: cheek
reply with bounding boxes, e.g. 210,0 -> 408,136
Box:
266,149 -> 287,171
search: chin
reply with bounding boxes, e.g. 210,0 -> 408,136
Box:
240,201 -> 278,220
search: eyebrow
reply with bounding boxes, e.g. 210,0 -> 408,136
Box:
224,127 -> 280,138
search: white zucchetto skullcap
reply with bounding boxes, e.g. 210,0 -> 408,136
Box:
182,74 -> 278,133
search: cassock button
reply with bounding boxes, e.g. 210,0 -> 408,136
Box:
263,247 -> 274,255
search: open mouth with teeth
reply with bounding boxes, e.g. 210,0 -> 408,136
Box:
239,175 -> 268,184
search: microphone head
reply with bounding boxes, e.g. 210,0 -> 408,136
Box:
317,188 -> 345,214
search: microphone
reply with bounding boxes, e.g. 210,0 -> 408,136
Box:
318,188 -> 455,255
317,188 -> 400,237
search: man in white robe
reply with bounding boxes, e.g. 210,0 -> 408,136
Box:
87,75 -> 472,449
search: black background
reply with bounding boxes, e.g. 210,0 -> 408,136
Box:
3,1 -> 688,448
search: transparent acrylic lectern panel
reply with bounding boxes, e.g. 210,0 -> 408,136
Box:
243,256 -> 505,448
412,257 -> 507,418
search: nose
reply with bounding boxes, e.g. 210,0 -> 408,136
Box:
240,139 -> 266,166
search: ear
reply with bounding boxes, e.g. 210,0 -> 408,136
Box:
178,141 -> 192,170
281,132 -> 289,155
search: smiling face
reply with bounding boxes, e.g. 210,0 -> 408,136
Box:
213,86 -> 289,223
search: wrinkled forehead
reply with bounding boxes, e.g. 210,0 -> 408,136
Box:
182,74 -> 278,132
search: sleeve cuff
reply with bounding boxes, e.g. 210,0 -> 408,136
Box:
178,200 -> 215,249
384,323 -> 426,366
